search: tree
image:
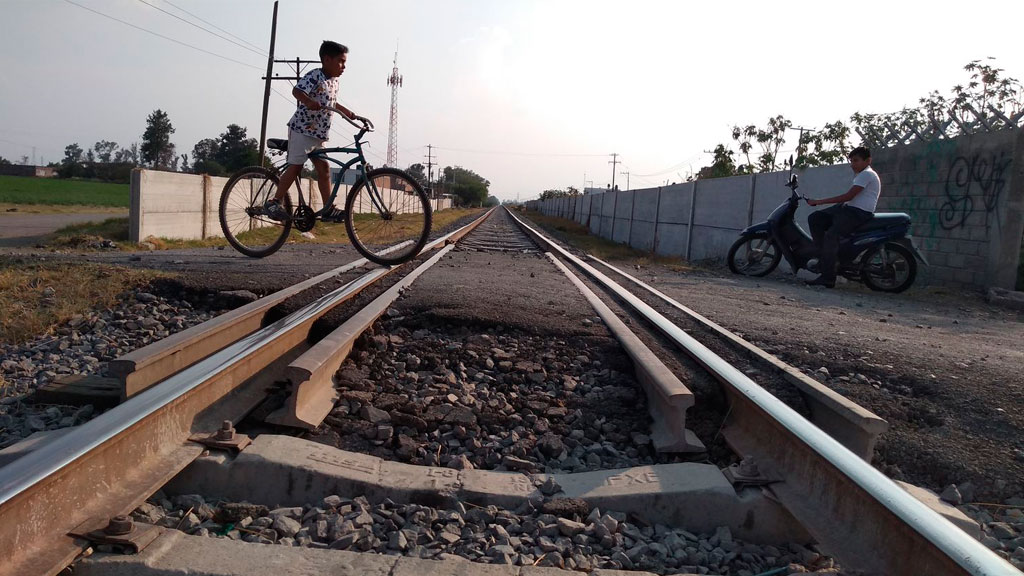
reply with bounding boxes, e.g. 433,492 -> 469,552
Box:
141,109 -> 176,170
731,115 -> 791,173
442,166 -> 489,206
114,142 -> 140,165
405,163 -> 427,188
19,155 -> 29,165
214,124 -> 259,171
795,121 -> 851,168
485,195 -> 500,207
539,186 -> 582,200
851,58 -> 1024,148
191,138 -> 222,175
697,144 -> 737,179
93,140 -> 118,163
0,156 -> 10,166
731,125 -> 757,174
62,143 -> 83,166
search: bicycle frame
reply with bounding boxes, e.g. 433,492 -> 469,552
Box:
284,127 -> 390,217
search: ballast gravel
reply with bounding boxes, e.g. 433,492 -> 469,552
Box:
306,316 -> 702,474
0,287 -> 237,450
134,492 -> 839,575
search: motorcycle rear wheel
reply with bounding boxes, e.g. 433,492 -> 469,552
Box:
727,234 -> 781,277
860,242 -> 917,293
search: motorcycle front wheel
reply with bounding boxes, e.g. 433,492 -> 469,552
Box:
860,242 -> 917,293
727,234 -> 781,277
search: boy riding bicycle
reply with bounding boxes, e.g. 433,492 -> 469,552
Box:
264,40 -> 368,222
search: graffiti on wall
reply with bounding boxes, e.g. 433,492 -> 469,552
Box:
940,151 -> 1013,230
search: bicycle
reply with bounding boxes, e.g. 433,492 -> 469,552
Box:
218,109 -> 432,265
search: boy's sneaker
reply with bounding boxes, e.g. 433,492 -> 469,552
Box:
263,199 -> 287,222
320,205 -> 345,222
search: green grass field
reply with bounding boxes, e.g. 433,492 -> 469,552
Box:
0,175 -> 129,207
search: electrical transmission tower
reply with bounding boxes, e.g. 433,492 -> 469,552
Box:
386,52 -> 402,167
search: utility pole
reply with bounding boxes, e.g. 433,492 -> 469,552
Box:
620,170 -> 630,191
258,3 -> 323,168
385,51 -> 403,167
425,144 -> 435,195
793,126 -> 815,165
609,153 -> 620,190
258,1 -> 278,167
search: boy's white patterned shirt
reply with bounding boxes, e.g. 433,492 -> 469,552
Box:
287,68 -> 339,141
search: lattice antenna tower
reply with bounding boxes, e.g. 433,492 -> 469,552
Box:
386,51 -> 402,167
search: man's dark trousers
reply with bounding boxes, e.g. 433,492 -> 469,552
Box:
808,204 -> 873,281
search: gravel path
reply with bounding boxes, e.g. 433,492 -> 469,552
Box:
0,212 -> 124,246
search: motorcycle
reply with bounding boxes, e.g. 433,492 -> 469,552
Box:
726,172 -> 926,293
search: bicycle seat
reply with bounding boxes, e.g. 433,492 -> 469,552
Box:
267,138 -> 288,152
855,212 -> 911,232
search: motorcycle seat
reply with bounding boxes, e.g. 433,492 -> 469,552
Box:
856,212 -> 910,232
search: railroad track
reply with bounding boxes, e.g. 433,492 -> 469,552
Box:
0,207 -> 1017,576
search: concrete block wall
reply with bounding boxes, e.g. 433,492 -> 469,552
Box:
872,129 -> 1023,288
527,128 -> 1023,289
130,170 -> 451,242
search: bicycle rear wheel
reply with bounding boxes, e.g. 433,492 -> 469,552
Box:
219,166 -> 293,258
344,167 -> 432,265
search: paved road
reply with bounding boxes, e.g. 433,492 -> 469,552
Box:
0,212 -> 124,246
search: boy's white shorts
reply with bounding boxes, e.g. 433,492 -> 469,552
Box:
286,130 -> 325,165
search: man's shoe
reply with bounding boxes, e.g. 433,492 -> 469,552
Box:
805,275 -> 835,288
263,199 -> 287,222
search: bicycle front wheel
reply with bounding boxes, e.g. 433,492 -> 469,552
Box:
344,167 -> 432,265
219,166 -> 293,258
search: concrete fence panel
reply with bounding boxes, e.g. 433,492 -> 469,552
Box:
654,183 -> 693,257
580,194 -> 592,226
599,190 -> 618,239
629,188 -> 660,252
687,176 -> 753,261
589,194 -> 604,235
613,190 -> 634,245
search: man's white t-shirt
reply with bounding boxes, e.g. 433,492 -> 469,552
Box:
846,166 -> 880,213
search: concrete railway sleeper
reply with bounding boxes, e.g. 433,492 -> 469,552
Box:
506,207 -> 1019,575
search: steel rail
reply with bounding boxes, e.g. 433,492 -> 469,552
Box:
0,267 -> 388,576
505,207 -> 1016,576
585,254 -> 888,460
0,210 -> 494,576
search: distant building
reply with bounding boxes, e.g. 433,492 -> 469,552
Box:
329,167 -> 362,186
0,165 -> 56,178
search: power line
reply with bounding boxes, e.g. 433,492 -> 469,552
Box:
163,0 -> 266,53
432,145 -> 606,158
61,0 -> 263,71
135,0 -> 267,58
632,153 -> 702,177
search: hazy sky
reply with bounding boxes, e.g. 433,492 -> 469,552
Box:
2,0 -> 1024,201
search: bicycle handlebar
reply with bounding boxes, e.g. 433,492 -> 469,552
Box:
327,107 -> 374,132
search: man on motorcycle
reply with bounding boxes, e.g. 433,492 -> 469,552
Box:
805,146 -> 879,288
